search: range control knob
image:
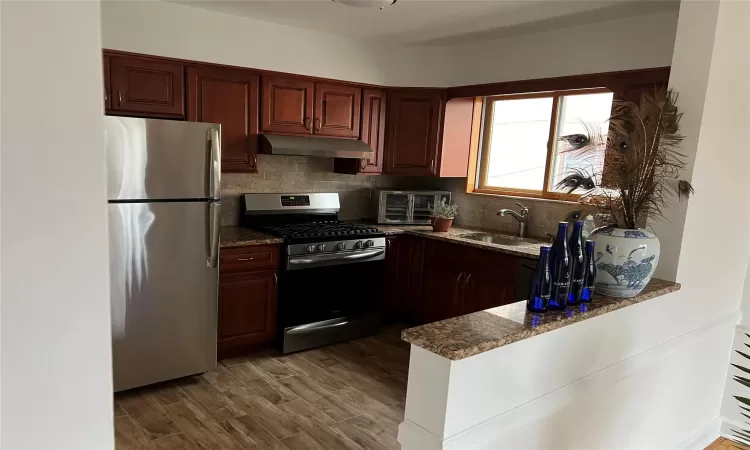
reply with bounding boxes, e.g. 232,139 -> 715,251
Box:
354,241 -> 365,249
337,242 -> 347,251
365,240 -> 375,248
317,244 -> 327,252
306,244 -> 316,253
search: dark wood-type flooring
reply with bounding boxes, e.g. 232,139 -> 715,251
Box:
114,326 -> 409,449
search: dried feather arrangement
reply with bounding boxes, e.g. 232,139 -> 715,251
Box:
556,88 -> 693,229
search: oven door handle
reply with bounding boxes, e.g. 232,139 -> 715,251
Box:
288,249 -> 385,266
286,318 -> 350,335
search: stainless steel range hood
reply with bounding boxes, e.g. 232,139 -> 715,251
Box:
260,134 -> 372,159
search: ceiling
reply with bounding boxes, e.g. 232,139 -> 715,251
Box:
168,0 -> 680,45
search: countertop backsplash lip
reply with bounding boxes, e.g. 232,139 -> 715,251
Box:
401,278 -> 681,360
219,226 -> 283,248
354,222 -> 547,258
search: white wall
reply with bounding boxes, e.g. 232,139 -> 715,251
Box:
0,2 -> 114,449
651,1 -> 721,281
448,10 -> 679,86
100,0 -> 451,87
100,1 -> 680,89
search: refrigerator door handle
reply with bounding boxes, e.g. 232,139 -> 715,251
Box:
208,201 -> 221,268
208,128 -> 221,200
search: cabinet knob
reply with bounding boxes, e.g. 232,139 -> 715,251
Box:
117,90 -> 122,106
104,89 -> 108,103
304,117 -> 311,130
360,158 -> 367,170
314,118 -> 321,132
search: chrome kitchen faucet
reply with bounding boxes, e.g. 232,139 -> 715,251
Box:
498,202 -> 529,238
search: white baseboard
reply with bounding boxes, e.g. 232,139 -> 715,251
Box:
673,417 -> 720,450
399,311 -> 739,450
720,417 -> 750,445
398,420 -> 442,450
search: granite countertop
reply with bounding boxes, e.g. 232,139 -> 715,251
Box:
220,226 -> 283,248
370,224 -> 547,259
401,278 -> 681,360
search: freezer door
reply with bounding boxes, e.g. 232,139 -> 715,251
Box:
109,201 -> 219,392
105,116 -> 221,200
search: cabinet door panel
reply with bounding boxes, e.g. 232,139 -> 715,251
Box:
314,82 -> 361,138
261,76 -> 314,135
360,88 -> 386,173
218,271 -> 277,347
421,265 -> 464,324
382,237 -> 403,323
462,249 -> 518,314
385,91 -> 443,175
187,66 -> 259,173
103,54 -> 111,110
463,271 -> 514,314
109,55 -> 184,117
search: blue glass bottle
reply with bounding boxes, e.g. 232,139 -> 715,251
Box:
580,240 -> 596,302
527,246 -> 551,313
548,222 -> 570,310
567,221 -> 585,305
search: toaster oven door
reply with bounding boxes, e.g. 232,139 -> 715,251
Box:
378,192 -> 409,223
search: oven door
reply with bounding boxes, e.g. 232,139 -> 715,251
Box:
279,253 -> 384,353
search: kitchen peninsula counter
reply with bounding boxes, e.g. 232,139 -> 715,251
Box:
402,278 -> 681,360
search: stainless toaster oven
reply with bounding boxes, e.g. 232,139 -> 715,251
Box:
371,189 -> 451,225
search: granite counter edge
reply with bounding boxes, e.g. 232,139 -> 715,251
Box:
378,228 -> 542,258
401,280 -> 681,361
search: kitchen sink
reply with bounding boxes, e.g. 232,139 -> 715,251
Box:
461,233 -> 525,246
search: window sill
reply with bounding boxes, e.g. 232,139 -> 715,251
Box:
465,189 -> 581,206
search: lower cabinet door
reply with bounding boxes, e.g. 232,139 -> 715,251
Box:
420,265 -> 464,324
382,236 -> 403,323
462,270 -> 515,314
218,270 -> 277,352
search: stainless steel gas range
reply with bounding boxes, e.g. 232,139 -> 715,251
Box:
240,193 -> 384,353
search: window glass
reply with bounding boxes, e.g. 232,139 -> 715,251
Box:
549,92 -> 614,192
484,97 -> 553,191
477,90 -> 613,198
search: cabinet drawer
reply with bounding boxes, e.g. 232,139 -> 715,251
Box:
220,246 -> 280,272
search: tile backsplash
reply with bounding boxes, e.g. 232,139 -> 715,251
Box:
441,179 -> 585,239
220,154 -> 444,225
221,155 -> 582,238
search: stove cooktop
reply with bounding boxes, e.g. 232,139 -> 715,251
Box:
261,221 -> 382,241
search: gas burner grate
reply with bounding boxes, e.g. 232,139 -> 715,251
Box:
262,221 -> 380,239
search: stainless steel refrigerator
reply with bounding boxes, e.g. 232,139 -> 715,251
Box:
105,116 -> 221,392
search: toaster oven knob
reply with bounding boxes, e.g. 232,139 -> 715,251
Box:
306,244 -> 316,253
365,240 -> 375,248
355,241 -> 365,249
317,244 -> 327,252
337,242 -> 347,250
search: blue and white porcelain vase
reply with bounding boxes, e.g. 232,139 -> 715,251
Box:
588,227 -> 660,298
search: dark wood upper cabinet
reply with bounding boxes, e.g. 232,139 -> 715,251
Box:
314,82 -> 361,138
108,55 -> 185,118
360,88 -> 386,173
103,54 -> 111,110
261,75 -> 314,135
333,87 -> 386,175
385,90 -> 444,176
187,65 -> 260,173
